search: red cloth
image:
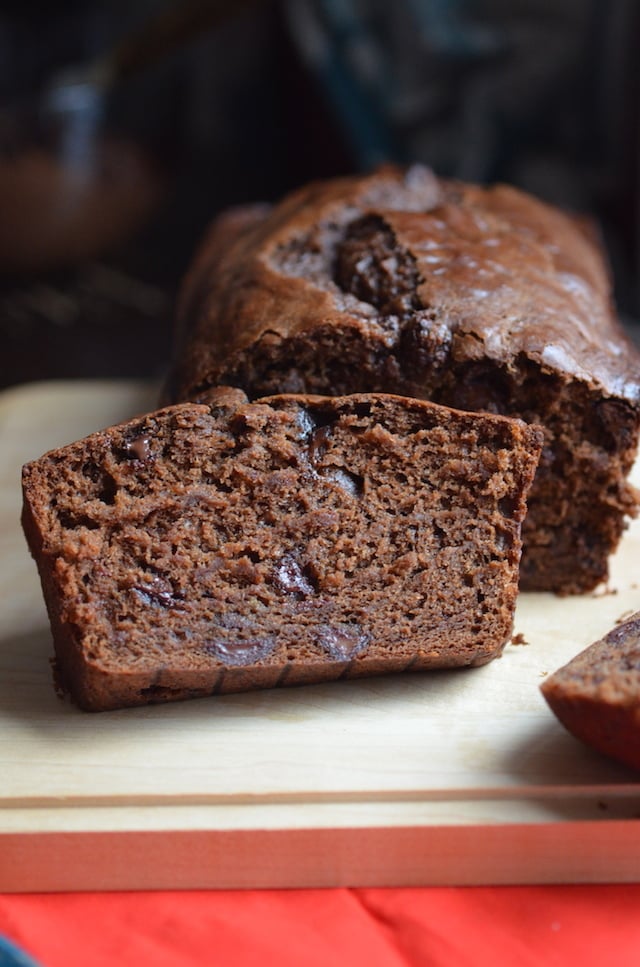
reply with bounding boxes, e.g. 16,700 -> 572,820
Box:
2,887 -> 640,967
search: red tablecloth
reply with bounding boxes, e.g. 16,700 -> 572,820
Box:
2,886 -> 640,966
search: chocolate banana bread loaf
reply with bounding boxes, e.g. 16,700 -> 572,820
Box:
167,165 -> 640,594
22,389 -> 542,711
541,613 -> 640,771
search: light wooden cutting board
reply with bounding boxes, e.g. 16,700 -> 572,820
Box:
2,380 -> 640,892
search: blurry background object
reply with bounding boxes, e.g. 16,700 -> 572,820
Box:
0,0 -> 264,272
0,0 -> 285,387
0,131 -> 164,274
0,0 -> 638,388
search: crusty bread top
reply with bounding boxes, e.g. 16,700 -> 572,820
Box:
171,164 -> 640,405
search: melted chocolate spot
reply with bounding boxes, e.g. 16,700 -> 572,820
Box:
131,436 -> 151,460
120,433 -> 153,462
322,468 -> 364,497
333,214 -> 422,316
606,617 -> 640,647
296,408 -> 317,439
204,637 -> 277,666
132,576 -> 182,609
274,555 -> 316,596
309,425 -> 332,462
317,623 -> 370,660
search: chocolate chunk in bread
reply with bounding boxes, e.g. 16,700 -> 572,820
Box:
21,391 -> 542,711
167,165 -> 640,594
541,614 -> 640,771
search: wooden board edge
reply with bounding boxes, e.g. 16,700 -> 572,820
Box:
2,820 -> 639,892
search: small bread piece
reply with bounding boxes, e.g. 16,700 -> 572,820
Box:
22,390 -> 542,711
541,614 -> 640,770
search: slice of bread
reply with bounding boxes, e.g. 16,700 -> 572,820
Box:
22,389 -> 542,711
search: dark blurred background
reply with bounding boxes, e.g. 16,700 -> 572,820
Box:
0,0 -> 638,389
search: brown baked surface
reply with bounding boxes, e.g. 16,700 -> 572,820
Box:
21,390 -> 542,711
541,613 -> 640,771
167,165 -> 640,594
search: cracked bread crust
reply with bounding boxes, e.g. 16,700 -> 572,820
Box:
166,165 -> 640,594
22,391 -> 542,711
